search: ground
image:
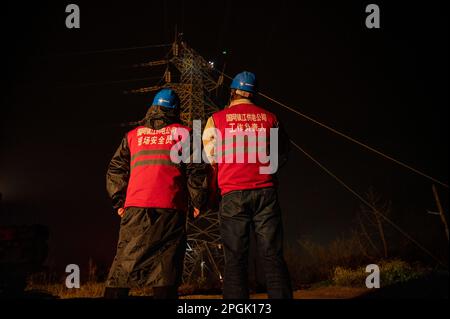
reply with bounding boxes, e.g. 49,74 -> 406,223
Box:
22,283 -> 370,299
182,287 -> 369,299
23,271 -> 449,299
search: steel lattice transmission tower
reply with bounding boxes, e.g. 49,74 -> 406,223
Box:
127,38 -> 225,286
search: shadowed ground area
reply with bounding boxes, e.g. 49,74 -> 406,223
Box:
17,272 -> 447,299
2,268 -> 446,299
182,287 -> 369,299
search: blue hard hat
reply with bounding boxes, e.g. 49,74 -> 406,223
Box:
152,88 -> 179,109
230,71 -> 257,93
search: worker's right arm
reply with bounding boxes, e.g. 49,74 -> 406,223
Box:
202,116 -> 217,164
202,116 -> 220,210
106,135 -> 130,212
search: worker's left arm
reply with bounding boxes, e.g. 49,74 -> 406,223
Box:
106,135 -> 130,212
184,123 -> 209,217
186,161 -> 208,214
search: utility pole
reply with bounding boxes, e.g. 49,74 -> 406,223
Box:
432,184 -> 449,243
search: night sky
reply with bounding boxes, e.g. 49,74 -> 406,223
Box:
1,1 -> 448,271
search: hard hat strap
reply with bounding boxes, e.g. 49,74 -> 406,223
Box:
235,89 -> 252,98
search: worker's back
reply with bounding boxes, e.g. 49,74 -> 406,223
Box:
124,123 -> 190,210
212,102 -> 278,196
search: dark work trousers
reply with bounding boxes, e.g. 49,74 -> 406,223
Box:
105,207 -> 186,298
219,187 -> 293,299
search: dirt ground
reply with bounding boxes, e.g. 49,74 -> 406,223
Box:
181,287 -> 370,299
23,281 -> 369,299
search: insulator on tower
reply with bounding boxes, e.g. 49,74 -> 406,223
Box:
165,70 -> 171,83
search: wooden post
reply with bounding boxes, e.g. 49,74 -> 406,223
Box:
432,184 -> 449,243
375,212 -> 388,258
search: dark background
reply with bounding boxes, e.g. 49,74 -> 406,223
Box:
1,1 -> 448,273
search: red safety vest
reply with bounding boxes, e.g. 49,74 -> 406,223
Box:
124,123 -> 190,210
212,103 -> 277,196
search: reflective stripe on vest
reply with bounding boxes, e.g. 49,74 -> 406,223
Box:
130,149 -> 180,169
218,135 -> 270,164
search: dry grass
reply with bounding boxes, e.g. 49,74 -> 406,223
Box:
26,282 -> 104,299
332,259 -> 426,288
285,235 -> 369,285
25,282 -> 369,299
25,282 -> 207,299
21,235 -> 374,299
24,235 -> 428,299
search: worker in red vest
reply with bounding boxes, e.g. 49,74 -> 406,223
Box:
105,88 -> 207,299
203,71 -> 292,299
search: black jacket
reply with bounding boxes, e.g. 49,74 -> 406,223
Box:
106,106 -> 208,212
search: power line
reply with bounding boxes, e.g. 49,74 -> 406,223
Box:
217,71 -> 448,188
60,76 -> 164,88
289,139 -> 446,266
216,67 -> 446,264
61,43 -> 172,56
260,92 -> 449,189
